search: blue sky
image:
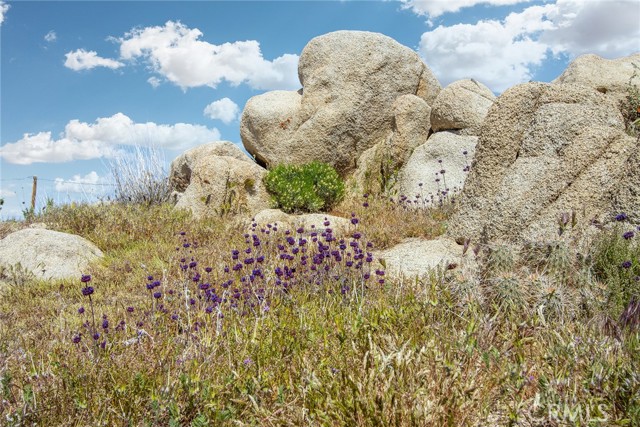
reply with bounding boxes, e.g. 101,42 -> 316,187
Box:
1,0 -> 638,219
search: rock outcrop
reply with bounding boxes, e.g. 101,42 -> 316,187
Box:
397,132 -> 477,203
169,141 -> 271,218
241,31 -> 441,175
0,228 -> 103,280
447,82 -> 638,244
430,79 -> 495,135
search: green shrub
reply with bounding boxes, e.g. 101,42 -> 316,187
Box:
263,161 -> 345,213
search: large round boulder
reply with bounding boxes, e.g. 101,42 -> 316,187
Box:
0,228 -> 103,280
240,30 -> 441,175
447,82 -> 637,244
430,79 -> 495,135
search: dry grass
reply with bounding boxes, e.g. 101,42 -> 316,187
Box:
0,197 -> 638,426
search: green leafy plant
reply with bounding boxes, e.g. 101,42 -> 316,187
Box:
263,161 -> 345,213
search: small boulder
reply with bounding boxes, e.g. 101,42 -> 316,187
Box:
169,141 -> 252,192
375,237 -> 462,279
169,142 -> 271,218
397,132 -> 477,204
430,79 -> 496,135
0,228 -> 103,280
251,209 -> 352,236
240,91 -> 303,168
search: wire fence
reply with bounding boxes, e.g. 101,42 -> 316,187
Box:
0,175 -> 120,219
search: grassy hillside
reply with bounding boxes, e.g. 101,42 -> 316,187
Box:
0,196 -> 638,426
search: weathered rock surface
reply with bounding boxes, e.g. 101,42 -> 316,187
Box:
397,132 -> 477,203
0,228 -> 103,280
251,209 -> 352,235
239,91 -> 303,168
351,94 -> 432,194
241,30 -> 441,175
430,79 -> 495,135
553,53 -> 640,104
447,82 -> 638,244
375,237 -> 463,278
169,142 -> 271,218
169,141 -> 252,192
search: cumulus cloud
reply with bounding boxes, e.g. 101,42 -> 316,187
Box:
540,0 -> 640,58
54,171 -> 106,194
0,113 -> 221,165
44,30 -> 57,43
64,49 -> 124,71
401,0 -> 530,18
118,21 -> 300,90
0,1 -> 9,26
203,98 -> 240,124
418,0 -> 640,92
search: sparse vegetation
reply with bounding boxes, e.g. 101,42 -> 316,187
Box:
0,195 -> 638,426
621,62 -> 640,138
109,144 -> 171,205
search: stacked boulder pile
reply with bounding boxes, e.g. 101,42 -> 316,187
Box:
166,30 -> 638,278
2,31 -> 637,281
170,30 -> 499,220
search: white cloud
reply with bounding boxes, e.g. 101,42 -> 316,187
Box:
0,113 -> 221,165
203,98 -> 240,124
540,0 -> 640,58
118,21 -> 300,90
147,76 -> 162,88
418,0 -> 640,93
64,49 -> 124,71
0,188 -> 16,198
44,30 -> 57,43
0,1 -> 9,26
401,0 -> 530,18
54,171 -> 106,194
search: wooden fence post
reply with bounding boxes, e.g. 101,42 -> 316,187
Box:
31,176 -> 37,211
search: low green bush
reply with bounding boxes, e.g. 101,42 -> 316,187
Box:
263,161 -> 345,213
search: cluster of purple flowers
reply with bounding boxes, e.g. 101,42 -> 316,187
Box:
176,216 -> 384,317
72,211 -> 386,346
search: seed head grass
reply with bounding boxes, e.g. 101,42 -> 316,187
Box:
0,199 -> 638,425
